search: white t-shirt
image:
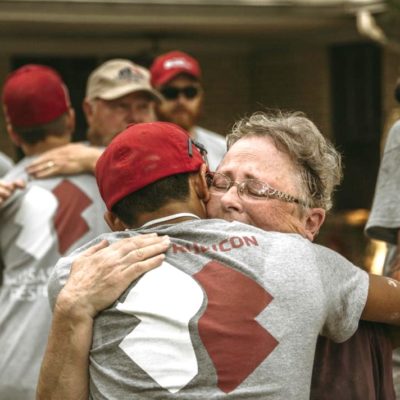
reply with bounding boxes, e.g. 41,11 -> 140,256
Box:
0,156 -> 109,400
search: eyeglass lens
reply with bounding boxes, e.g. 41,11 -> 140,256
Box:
208,173 -> 303,205
161,86 -> 199,100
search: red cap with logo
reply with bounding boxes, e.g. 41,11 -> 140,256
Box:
2,64 -> 70,127
150,51 -> 201,87
96,121 -> 206,210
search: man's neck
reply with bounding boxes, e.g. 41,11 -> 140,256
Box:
132,203 -> 205,230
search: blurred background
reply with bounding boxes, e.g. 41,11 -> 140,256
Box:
0,0 -> 399,272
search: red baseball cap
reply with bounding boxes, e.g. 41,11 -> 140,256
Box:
150,51 -> 201,87
96,121 -> 206,210
2,64 -> 70,127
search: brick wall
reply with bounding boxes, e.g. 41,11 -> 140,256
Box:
192,45 -> 331,141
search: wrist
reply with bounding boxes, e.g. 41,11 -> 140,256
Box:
55,288 -> 96,324
87,148 -> 102,173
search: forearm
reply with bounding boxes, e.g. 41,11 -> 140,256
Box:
36,298 -> 94,400
389,230 -> 400,280
81,147 -> 102,174
361,274 -> 400,326
26,144 -> 103,178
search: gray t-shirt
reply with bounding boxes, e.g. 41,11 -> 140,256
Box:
365,119 -> 400,398
365,120 -> 400,247
0,156 -> 109,400
49,219 -> 369,400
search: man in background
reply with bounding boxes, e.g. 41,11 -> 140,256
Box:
0,64 -> 110,399
26,59 -> 161,178
150,50 -> 226,171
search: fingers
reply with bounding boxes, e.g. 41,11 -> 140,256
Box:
99,234 -> 169,258
26,158 -> 59,179
61,235 -> 170,318
0,186 -> 13,205
0,180 -> 26,205
122,254 -> 166,281
26,143 -> 100,178
13,179 -> 26,189
124,236 -> 170,263
80,239 -> 110,257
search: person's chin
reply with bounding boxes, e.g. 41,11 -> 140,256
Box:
170,114 -> 194,130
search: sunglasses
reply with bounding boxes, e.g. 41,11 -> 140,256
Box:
160,86 -> 200,100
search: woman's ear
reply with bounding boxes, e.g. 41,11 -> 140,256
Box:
104,211 -> 128,232
304,208 -> 326,241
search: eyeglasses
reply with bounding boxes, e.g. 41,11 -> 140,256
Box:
160,86 -> 200,100
207,172 -> 306,206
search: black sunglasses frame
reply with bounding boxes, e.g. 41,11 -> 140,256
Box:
161,86 -> 200,100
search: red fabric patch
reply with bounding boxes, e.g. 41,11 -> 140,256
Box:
52,180 -> 92,254
194,261 -> 278,393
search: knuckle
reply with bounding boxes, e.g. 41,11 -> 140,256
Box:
135,248 -> 145,260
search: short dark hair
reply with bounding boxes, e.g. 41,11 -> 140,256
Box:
111,172 -> 191,226
13,112 -> 69,145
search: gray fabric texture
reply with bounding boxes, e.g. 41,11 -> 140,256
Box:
365,120 -> 400,245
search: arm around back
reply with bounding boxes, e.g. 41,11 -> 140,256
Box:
362,274 -> 400,326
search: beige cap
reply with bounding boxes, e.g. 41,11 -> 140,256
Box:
86,59 -> 162,101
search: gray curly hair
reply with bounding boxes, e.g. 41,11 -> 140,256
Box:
227,111 -> 342,211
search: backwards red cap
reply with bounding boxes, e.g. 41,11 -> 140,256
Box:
96,121 -> 206,210
2,64 -> 70,127
150,50 -> 201,87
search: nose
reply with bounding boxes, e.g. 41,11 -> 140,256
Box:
125,106 -> 149,124
175,92 -> 189,104
122,106 -> 135,124
219,186 -> 244,213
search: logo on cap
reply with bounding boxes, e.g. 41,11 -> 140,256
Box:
118,67 -> 145,83
164,58 -> 193,71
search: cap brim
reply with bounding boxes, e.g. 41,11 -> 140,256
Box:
97,85 -> 163,102
155,68 -> 200,87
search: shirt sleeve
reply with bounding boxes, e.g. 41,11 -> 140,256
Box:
365,120 -> 400,244
47,235 -> 107,310
316,244 -> 370,343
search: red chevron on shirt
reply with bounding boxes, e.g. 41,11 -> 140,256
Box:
52,180 -> 92,254
194,261 -> 278,393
